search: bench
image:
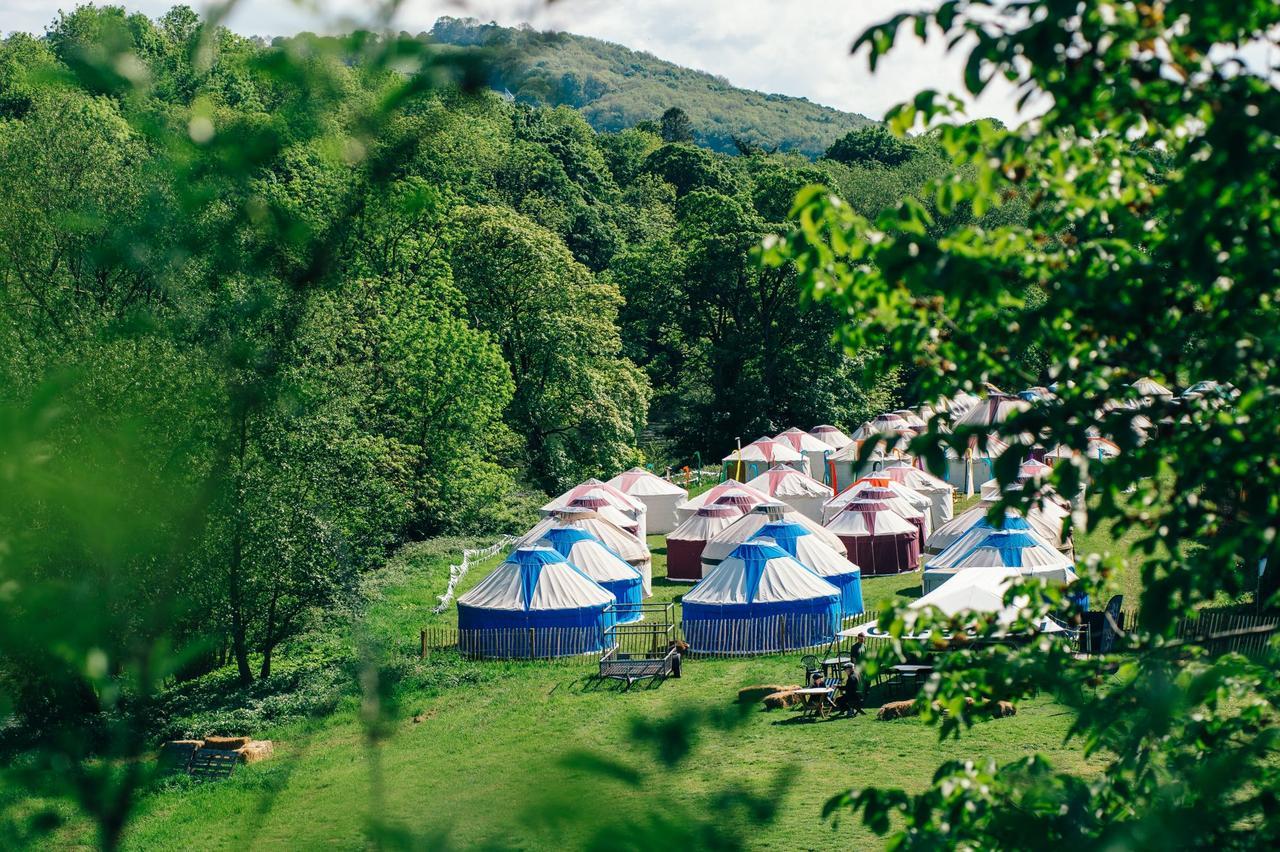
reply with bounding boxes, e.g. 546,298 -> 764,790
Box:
598,646 -> 678,689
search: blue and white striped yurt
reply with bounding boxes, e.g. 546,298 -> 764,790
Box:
923,527 -> 1078,595
536,527 -> 644,623
681,540 -> 841,654
457,546 -> 617,657
750,520 -> 864,619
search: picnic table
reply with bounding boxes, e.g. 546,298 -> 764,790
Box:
794,686 -> 837,720
887,663 -> 934,698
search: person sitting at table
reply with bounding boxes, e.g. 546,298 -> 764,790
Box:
810,670 -> 826,688
839,664 -> 866,716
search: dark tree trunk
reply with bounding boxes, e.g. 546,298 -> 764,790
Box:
229,408 -> 253,686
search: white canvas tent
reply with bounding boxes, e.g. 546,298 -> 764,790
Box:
722,437 -> 807,481
606,468 -> 688,535
700,502 -> 848,569
878,461 -> 955,529
744,466 -> 833,523
774,427 -> 835,486
809,424 -> 853,451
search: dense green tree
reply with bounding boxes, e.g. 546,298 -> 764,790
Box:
448,205 -> 648,489
641,143 -> 736,197
823,125 -> 916,167
660,106 -> 693,143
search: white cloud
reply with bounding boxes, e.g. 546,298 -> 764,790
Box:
4,0 -> 1036,122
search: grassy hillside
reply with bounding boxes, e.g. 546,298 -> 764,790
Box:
428,17 -> 874,157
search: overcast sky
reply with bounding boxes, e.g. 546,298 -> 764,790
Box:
4,0 -> 1047,122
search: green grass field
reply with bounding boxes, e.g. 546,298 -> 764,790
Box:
45,500 -> 1133,851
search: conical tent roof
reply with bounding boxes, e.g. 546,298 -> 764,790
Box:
668,505 -> 742,542
892,409 -> 927,429
518,512 -> 649,566
809,424 -> 853,450
606,467 -> 687,498
926,513 -> 1047,571
824,499 -> 917,537
850,415 -> 910,442
825,479 -> 930,524
722,437 -> 803,464
925,502 -> 1066,555
458,546 -> 613,613
676,480 -> 773,515
947,390 -> 982,416
542,478 -> 645,514
701,502 -> 848,567
752,521 -> 860,579
564,497 -> 638,530
745,466 -> 833,499
711,489 -> 768,513
877,463 -> 954,496
774,427 -> 834,453
949,530 -> 1076,578
536,528 -> 644,585
954,395 -> 1030,428
683,540 -> 840,609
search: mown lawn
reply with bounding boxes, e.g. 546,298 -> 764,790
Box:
54,520 -> 1117,851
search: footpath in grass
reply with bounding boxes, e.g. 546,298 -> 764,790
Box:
101,529 -> 1108,851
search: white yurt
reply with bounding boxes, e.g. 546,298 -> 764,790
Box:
606,468 -> 688,535
850,414 -> 911,442
824,499 -> 921,575
809,424 -> 853,451
722,437 -> 807,481
878,461 -> 955,529
922,529 -> 1078,595
457,546 -> 617,657
563,496 -> 640,536
774,427 -> 836,486
674,480 -> 773,523
700,502 -> 848,570
945,390 -> 983,418
535,527 -> 647,619
827,439 -> 913,494
541,479 -> 648,539
518,511 -> 652,593
666,505 -> 743,582
743,465 -> 834,523
681,540 -> 841,654
892,409 -> 927,430
750,520 -> 864,618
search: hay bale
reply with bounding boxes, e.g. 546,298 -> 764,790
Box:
992,700 -> 1017,718
203,735 -> 251,750
234,740 -> 274,764
157,740 -> 203,772
876,700 -> 920,721
738,684 -> 794,705
763,689 -> 801,710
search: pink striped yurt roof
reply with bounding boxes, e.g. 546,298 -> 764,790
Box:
722,437 -> 803,464
542,478 -> 645,514
744,466 -> 833,500
711,491 -> 766,512
517,511 -> 649,565
878,462 -> 954,495
566,497 -> 638,531
606,467 -> 687,497
773,427 -> 833,453
667,504 -> 742,542
677,480 -> 773,514
809,424 -> 853,450
824,500 -> 917,537
892,409 -> 927,429
851,415 -> 910,441
827,484 -> 924,522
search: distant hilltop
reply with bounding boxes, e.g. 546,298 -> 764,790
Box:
428,17 -> 875,158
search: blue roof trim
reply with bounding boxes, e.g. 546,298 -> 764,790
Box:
752,520 -> 809,557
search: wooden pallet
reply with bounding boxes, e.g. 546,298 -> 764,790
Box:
187,748 -> 239,781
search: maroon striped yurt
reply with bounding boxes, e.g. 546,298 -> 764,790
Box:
665,505 -> 742,582
711,490 -> 767,515
826,485 -> 927,543
824,499 -> 921,575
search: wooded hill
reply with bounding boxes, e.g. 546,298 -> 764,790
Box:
427,17 -> 874,157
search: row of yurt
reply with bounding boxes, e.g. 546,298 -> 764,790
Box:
823,479 -> 932,538
744,466 -> 832,523
674,480 -> 771,523
774,427 -> 835,486
519,508 -> 653,592
541,479 -> 648,538
681,541 -> 842,654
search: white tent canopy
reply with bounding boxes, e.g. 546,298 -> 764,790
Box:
774,427 -> 835,485
541,479 -> 648,539
723,437 -> 807,479
877,461 -> 955,529
809,424 -> 853,450
674,480 -> 773,523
